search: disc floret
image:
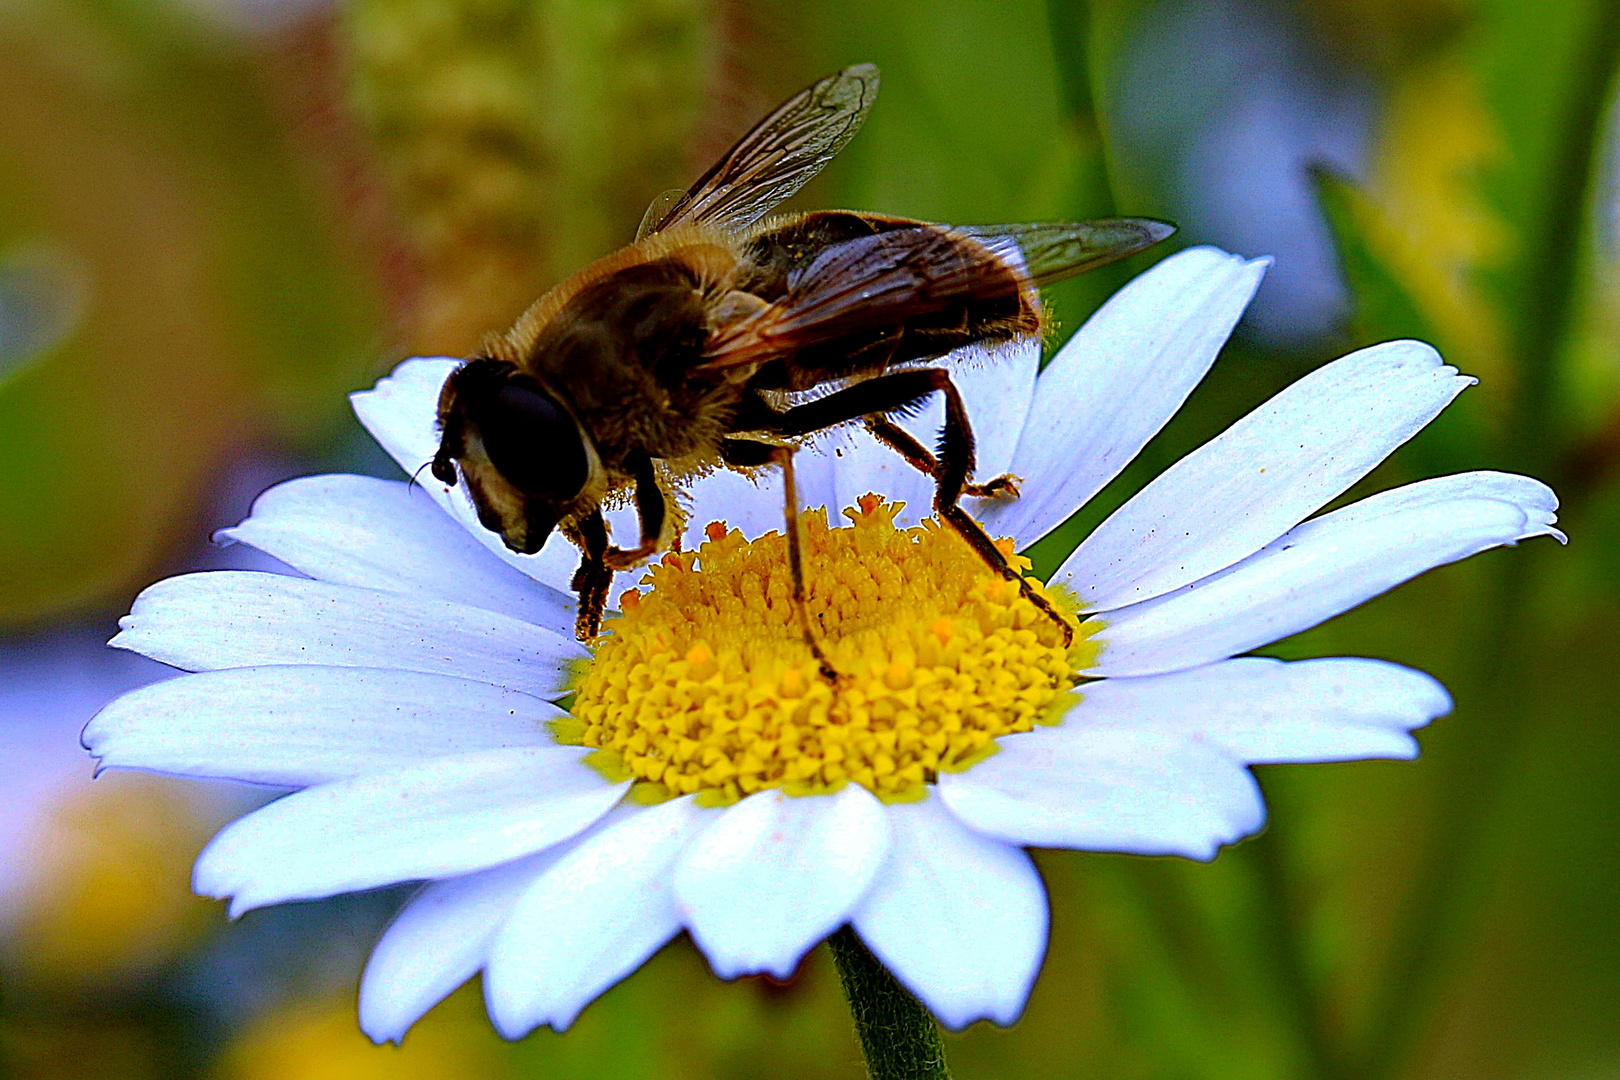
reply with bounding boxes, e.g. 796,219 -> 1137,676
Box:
560,496 -> 1098,805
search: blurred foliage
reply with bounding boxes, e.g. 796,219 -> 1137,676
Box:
3,0 -> 1620,1078
2,777 -> 232,1079
342,0 -> 714,351
1322,61 -> 1509,389
215,993 -> 501,1079
0,0 -> 384,627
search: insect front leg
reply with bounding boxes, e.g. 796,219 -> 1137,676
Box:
569,510 -> 613,642
604,452 -> 666,571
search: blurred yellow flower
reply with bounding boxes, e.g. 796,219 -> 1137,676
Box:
215,989 -> 501,1080
6,776 -> 214,985
1363,60 -> 1512,386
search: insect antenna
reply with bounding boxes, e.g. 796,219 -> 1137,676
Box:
407,459 -> 434,493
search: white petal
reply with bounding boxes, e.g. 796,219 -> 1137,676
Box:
1287,467 -> 1558,523
486,797 -> 709,1037
938,727 -> 1264,860
349,356 -> 456,475
1087,471 -> 1562,676
350,358 -> 588,596
682,468 -> 785,545
958,340 -> 1040,482
831,425 -> 937,529
1063,657 -> 1451,763
361,806 -> 650,1044
194,746 -> 628,916
796,440 -> 844,518
84,667 -> 560,787
360,849 -> 562,1044
219,473 -> 573,634
111,571 -> 584,700
1056,340 -> 1475,610
981,247 -> 1269,546
678,435 -> 857,551
673,785 -> 891,979
851,794 -> 1047,1030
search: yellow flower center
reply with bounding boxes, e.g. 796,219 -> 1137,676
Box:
555,496 -> 1099,806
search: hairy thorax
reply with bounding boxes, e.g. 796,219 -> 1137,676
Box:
486,227 -> 751,478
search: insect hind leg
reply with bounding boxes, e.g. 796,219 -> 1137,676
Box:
926,371 -> 1072,646
735,371 -> 1057,642
863,414 -> 1020,499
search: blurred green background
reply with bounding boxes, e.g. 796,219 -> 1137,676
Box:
1,0 -> 1617,1076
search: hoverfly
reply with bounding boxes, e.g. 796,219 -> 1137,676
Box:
431,64 -> 1173,678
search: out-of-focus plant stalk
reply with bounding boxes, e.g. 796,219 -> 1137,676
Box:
0,1 -> 383,625
1502,12 -> 1620,477
1356,9 -> 1620,1080
341,0 -> 717,355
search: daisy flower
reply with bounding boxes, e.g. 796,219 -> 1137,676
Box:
83,245 -> 1560,1042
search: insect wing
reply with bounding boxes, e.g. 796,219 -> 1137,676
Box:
953,219 -> 1175,284
759,227 -> 981,340
641,64 -> 880,237
700,218 -> 1175,367
635,189 -> 687,240
700,226 -> 994,367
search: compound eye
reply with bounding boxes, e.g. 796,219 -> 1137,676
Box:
478,380 -> 590,500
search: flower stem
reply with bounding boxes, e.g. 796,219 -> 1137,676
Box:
827,927 -> 952,1080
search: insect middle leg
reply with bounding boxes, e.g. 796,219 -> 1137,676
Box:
740,371 -> 1018,498
770,445 -> 841,683
745,369 -> 1072,646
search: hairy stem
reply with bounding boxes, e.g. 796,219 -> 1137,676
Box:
828,927 -> 952,1080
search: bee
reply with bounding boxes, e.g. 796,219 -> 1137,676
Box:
431,64 -> 1173,677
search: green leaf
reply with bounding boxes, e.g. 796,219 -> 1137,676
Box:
1311,166 -> 1443,349
1311,163 -> 1490,476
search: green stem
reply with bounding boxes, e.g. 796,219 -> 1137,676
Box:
827,927 -> 952,1080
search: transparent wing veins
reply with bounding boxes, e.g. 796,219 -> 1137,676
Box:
953,219 -> 1176,283
642,64 -> 880,237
